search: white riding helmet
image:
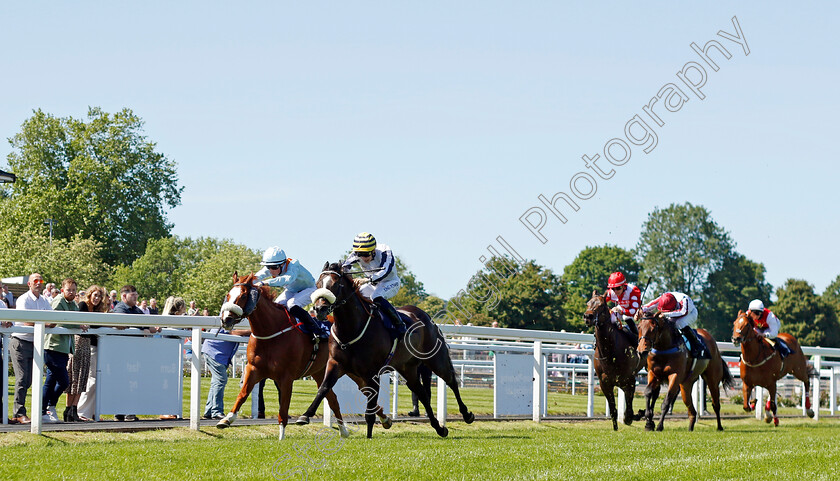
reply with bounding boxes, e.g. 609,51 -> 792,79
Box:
261,246 -> 287,266
748,299 -> 765,312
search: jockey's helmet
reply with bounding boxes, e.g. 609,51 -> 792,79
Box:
607,272 -> 627,288
261,246 -> 287,266
748,299 -> 765,312
353,232 -> 377,253
658,293 -> 678,312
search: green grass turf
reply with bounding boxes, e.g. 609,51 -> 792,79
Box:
5,375 -> 825,420
1,418 -> 839,480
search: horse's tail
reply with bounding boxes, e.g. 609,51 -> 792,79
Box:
807,362 -> 818,379
719,353 -> 735,390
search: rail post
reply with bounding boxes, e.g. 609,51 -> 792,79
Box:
189,327 -> 203,430
533,341 -> 542,423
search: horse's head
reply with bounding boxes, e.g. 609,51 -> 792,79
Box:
309,261 -> 353,322
219,271 -> 262,330
731,310 -> 755,346
583,290 -> 610,329
636,310 -> 664,354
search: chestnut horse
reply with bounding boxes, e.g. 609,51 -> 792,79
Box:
296,262 -> 474,438
637,312 -> 733,431
731,310 -> 816,425
583,291 -> 645,430
215,272 -> 391,440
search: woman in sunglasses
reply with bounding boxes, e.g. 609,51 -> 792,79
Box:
342,232 -> 406,333
254,246 -> 327,339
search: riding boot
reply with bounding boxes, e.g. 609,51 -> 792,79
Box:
373,297 -> 406,334
680,326 -> 704,358
290,305 -> 328,340
774,339 -> 791,359
624,317 -> 638,337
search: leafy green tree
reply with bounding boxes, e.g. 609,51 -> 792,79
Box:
1,107 -> 182,265
823,274 -> 840,314
636,202 -> 733,298
0,226 -> 110,288
389,257 -> 428,307
417,295 -> 446,316
772,279 -> 840,347
562,245 -> 641,330
112,236 -> 260,313
182,241 -> 261,314
700,253 -> 773,340
448,257 -> 566,330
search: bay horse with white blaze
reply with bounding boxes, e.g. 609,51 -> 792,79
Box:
216,272 -> 390,440
731,310 -> 815,425
584,291 -> 645,430
637,311 -> 733,431
296,262 -> 474,438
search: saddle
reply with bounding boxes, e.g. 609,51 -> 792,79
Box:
681,328 -> 710,360
373,305 -> 412,339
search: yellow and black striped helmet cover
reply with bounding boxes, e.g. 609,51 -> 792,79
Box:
353,232 -> 376,252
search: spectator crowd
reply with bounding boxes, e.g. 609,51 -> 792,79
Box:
1,272 -> 236,425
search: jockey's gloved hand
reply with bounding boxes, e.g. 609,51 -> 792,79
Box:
352,277 -> 369,288
764,332 -> 773,338
610,306 -> 623,315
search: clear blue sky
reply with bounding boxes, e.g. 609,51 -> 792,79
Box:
1,2 -> 837,299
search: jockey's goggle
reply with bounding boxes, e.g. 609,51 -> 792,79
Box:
356,251 -> 373,258
266,261 -> 286,271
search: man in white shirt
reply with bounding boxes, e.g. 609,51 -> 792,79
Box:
10,273 -> 53,424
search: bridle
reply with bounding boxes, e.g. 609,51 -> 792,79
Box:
314,269 -> 375,350
220,281 -> 300,339
733,313 -> 778,368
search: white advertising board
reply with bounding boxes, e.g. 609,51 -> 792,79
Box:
494,353 -> 537,417
98,336 -> 183,415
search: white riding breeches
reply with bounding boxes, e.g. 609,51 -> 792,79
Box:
358,279 -> 400,301
275,287 -> 318,309
672,304 -> 698,330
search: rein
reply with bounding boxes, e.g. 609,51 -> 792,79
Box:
736,316 -> 780,369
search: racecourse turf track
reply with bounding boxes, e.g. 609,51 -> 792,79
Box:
3,379 -> 839,480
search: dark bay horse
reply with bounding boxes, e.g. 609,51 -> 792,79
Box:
731,310 -> 816,425
583,291 -> 645,430
637,312 -> 733,431
295,262 -> 474,438
216,272 -> 390,440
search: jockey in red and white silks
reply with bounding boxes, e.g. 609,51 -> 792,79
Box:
605,271 -> 641,336
642,291 -> 698,329
643,291 -> 704,357
747,299 -> 780,339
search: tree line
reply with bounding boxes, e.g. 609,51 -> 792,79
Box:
2,109 -> 838,346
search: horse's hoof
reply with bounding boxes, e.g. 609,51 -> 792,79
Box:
773,417 -> 779,427
806,409 -> 815,419
656,425 -> 664,432
717,426 -> 724,432
612,422 -> 618,431
645,422 -> 655,432
764,416 -> 771,424
381,416 -> 393,430
216,412 -> 236,429
464,412 -> 475,424
743,406 -> 752,413
623,418 -> 633,426
436,426 -> 449,438
294,415 -> 310,426
339,423 -> 351,438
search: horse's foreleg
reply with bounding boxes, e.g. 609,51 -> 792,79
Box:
602,378 -> 618,431
679,382 -> 697,432
766,385 -> 779,426
296,360 -> 344,425
620,378 -> 636,426
217,364 -> 262,429
277,378 -> 294,440
643,375 -> 660,431
742,380 -> 754,412
657,374 -> 680,432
